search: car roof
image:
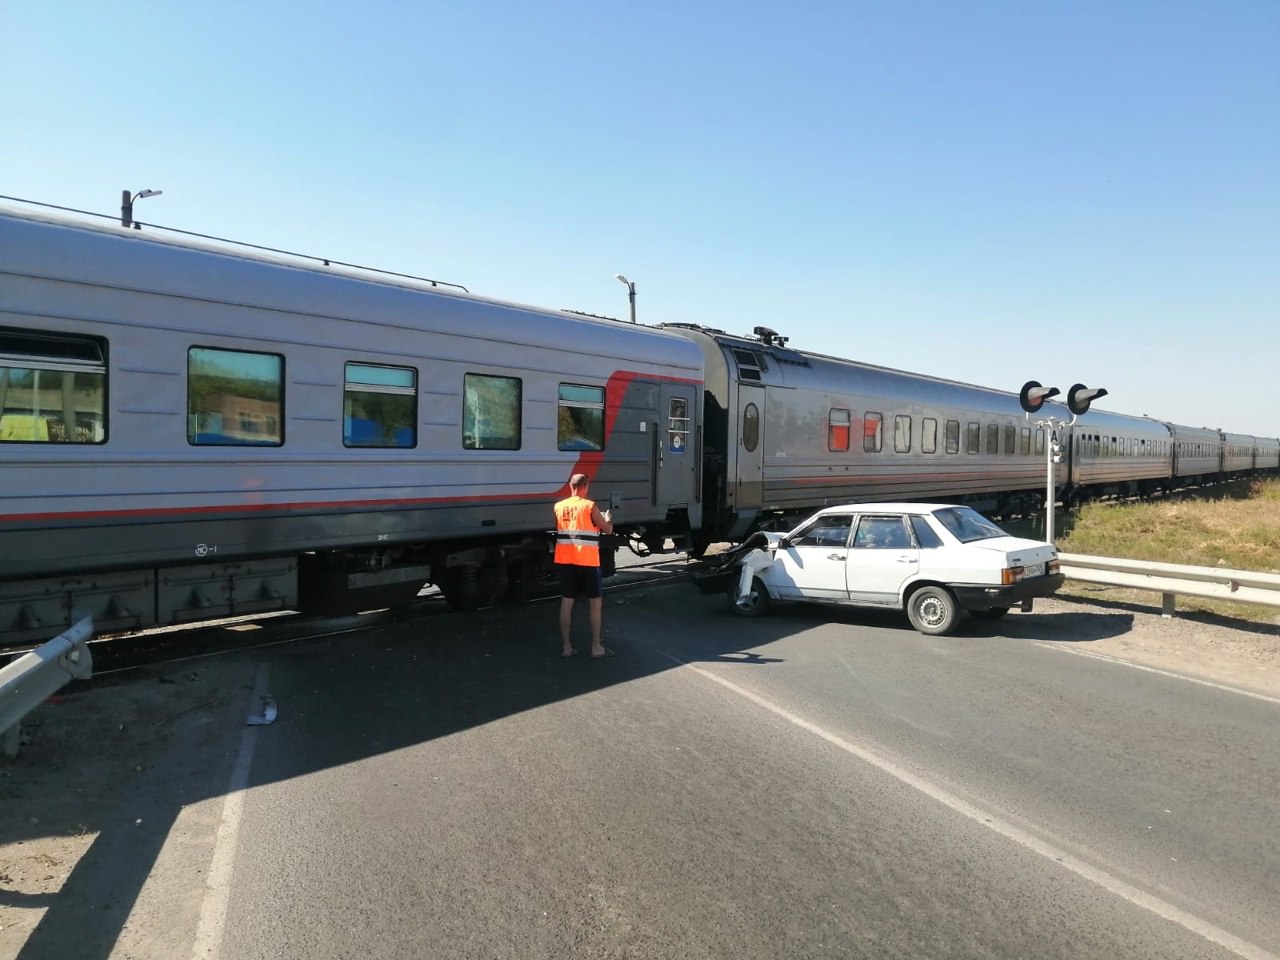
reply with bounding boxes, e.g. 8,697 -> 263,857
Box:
809,502 -> 966,516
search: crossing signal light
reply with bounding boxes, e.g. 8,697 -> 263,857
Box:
1067,383 -> 1108,416
1019,381 -> 1060,414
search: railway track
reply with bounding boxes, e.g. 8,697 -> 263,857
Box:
0,553 -> 697,676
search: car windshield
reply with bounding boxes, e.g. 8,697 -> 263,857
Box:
932,506 -> 1008,543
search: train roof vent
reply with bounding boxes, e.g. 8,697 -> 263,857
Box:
770,347 -> 810,367
732,348 -> 764,380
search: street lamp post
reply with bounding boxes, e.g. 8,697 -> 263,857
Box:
1018,381 -> 1109,543
121,188 -> 163,229
615,274 -> 636,324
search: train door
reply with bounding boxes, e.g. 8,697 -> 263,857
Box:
736,384 -> 765,510
656,382 -> 697,509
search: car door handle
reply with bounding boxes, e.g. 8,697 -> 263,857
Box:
896,556 -> 915,563
828,553 -> 847,561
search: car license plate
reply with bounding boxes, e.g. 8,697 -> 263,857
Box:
1023,562 -> 1044,578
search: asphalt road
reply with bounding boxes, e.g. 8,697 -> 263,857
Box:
8,564 -> 1279,960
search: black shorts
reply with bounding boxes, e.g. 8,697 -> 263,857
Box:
559,564 -> 603,599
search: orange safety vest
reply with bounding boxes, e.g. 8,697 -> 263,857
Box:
554,495 -> 601,566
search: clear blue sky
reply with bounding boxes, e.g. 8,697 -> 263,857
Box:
5,1 -> 1277,434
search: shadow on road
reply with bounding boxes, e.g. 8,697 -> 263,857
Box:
0,571 -> 777,959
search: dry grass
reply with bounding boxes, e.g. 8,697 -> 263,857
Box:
1056,478 -> 1280,622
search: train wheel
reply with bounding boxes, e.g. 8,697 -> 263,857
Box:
906,586 -> 959,635
502,560 -> 542,604
440,567 -> 496,612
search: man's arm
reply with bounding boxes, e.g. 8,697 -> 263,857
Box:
591,504 -> 614,535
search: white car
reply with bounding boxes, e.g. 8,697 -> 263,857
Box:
703,502 -> 1064,636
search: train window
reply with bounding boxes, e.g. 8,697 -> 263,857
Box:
343,363 -> 417,448
463,374 -> 523,449
894,415 -> 911,453
1035,428 -> 1044,456
554,382 -> 601,451
188,347 -> 283,446
945,419 -> 959,454
0,328 -> 107,443
863,412 -> 883,453
985,423 -> 998,455
1003,424 -> 1016,456
668,397 -> 690,455
922,418 -> 938,454
966,422 -> 980,455
742,403 -> 760,452
828,408 -> 850,452
1020,427 -> 1031,456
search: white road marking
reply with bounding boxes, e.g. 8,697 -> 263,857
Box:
1032,641 -> 1280,706
191,662 -> 272,960
666,652 -> 1278,960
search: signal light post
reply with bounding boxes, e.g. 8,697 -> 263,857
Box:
1019,380 -> 1109,543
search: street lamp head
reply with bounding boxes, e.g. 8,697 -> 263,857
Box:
615,274 -> 631,286
136,189 -> 162,199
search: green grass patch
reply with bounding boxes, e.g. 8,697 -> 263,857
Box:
1057,478 -> 1280,623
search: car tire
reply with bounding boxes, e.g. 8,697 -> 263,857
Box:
906,585 -> 960,635
970,606 -> 1010,620
729,577 -> 771,617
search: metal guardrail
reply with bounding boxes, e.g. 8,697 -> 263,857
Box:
1058,553 -> 1280,618
1,613 -> 94,757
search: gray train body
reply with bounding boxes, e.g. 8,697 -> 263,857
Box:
661,324 -> 1278,550
1,208 -> 702,641
2,204 -> 1275,644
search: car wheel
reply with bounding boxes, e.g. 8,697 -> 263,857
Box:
906,585 -> 959,635
970,606 -> 1010,620
729,577 -> 771,617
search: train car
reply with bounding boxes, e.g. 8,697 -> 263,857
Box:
1065,411 -> 1173,501
661,324 -> 1062,547
1221,432 -> 1256,476
1255,437 -> 1280,472
1166,423 -> 1224,485
0,206 -> 704,643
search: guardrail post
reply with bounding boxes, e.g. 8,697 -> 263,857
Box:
1162,593 -> 1176,618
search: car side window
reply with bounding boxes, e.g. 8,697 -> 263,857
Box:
792,516 -> 854,548
853,516 -> 911,549
909,515 -> 944,549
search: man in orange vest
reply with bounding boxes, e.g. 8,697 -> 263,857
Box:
554,473 -> 614,658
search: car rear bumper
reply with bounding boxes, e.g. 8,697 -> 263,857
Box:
952,573 -> 1065,611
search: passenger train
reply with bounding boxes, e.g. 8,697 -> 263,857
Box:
1,203 -> 1274,644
